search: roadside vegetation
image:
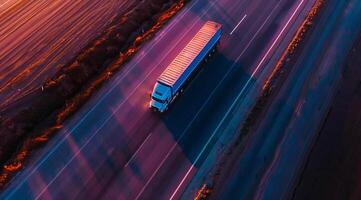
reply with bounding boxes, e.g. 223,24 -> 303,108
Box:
193,0 -> 325,199
0,0 -> 188,190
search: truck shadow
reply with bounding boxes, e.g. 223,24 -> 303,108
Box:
158,0 -> 295,169
160,51 -> 255,169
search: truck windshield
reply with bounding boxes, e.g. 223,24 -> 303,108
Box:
152,96 -> 165,103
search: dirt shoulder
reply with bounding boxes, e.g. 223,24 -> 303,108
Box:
192,0 -> 326,199
0,0 -> 187,190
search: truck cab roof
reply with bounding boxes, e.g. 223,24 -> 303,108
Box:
151,82 -> 171,102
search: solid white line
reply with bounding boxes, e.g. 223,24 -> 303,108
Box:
134,143 -> 178,200
169,3 -> 281,199
7,0 -> 207,198
34,19 -> 203,200
180,1 -> 280,136
134,1 -> 219,199
141,2 -> 283,200
230,14 -> 247,35
30,1 -> 219,200
169,0 -> 306,198
215,0 -> 305,134
124,133 -> 152,167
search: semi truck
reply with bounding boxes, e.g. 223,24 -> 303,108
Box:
150,21 -> 222,112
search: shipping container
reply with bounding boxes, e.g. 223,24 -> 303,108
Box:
150,21 -> 222,112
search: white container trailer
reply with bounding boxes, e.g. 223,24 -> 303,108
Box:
150,21 -> 222,112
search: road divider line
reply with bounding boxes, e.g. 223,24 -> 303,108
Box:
180,0 -> 281,136
24,1 -> 217,200
134,142 -> 178,200
125,133 -> 152,167
214,0 -> 306,136
133,1 -> 223,199
170,0 -> 306,198
166,3 -> 284,199
230,14 -> 247,35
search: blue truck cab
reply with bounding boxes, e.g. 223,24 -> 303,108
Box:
150,21 -> 222,113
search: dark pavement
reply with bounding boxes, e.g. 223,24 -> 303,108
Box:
293,21 -> 361,200
0,0 -> 316,199
210,0 -> 361,199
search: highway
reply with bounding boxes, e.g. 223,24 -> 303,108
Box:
0,0 -> 315,199
211,0 -> 361,199
0,0 -> 134,109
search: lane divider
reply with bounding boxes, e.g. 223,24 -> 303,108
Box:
230,14 -> 247,35
169,0 -> 306,199
4,0 -> 208,198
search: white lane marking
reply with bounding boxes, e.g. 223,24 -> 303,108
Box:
180,1 -> 280,136
230,14 -> 247,35
214,0 -> 306,136
137,2 -> 279,199
134,1 -> 220,199
134,142 -> 178,200
125,133 -> 152,167
7,0 -> 207,197
170,0 -> 306,199
30,2 -> 217,200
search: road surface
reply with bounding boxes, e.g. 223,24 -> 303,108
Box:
0,0 -> 316,199
211,0 -> 361,199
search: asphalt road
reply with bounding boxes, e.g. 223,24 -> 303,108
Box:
0,0 -> 134,109
293,25 -> 361,200
211,0 -> 361,199
0,0 -> 314,199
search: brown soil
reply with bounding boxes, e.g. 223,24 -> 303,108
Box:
192,0 -> 326,199
0,0 -> 187,190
